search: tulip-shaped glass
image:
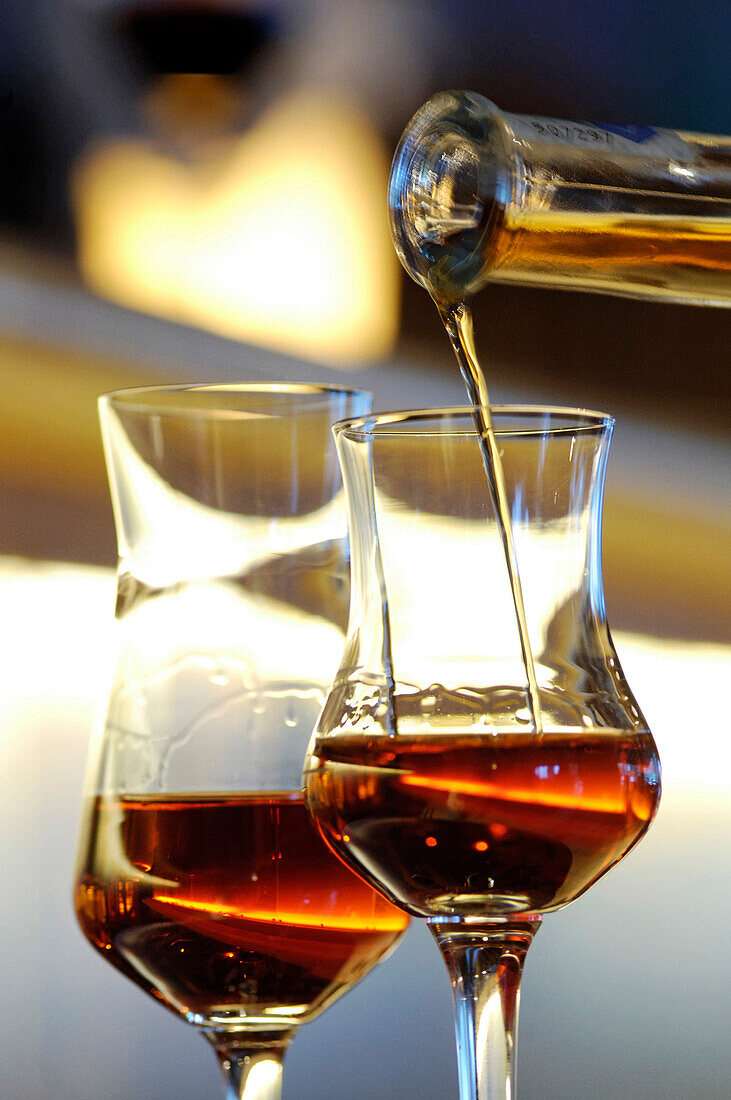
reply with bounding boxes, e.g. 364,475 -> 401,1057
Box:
74,383 -> 408,1100
305,405 -> 661,1100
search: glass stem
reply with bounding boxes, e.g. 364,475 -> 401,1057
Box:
429,917 -> 540,1100
204,1029 -> 295,1100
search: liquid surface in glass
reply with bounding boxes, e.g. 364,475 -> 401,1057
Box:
75,791 -> 408,1028
307,726 -> 661,918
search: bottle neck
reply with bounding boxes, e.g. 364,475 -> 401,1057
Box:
389,91 -> 509,301
389,90 -> 731,306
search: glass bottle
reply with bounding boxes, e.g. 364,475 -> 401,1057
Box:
389,90 -> 730,306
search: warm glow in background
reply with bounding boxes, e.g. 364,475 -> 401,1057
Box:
73,87 -> 399,365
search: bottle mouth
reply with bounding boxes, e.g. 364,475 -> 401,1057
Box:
406,134 -> 483,245
388,91 -> 509,301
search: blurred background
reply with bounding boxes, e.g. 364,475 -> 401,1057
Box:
1,2 -> 728,1098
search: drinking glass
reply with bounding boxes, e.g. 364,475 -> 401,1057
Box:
305,405 -> 661,1100
74,383 -> 408,1100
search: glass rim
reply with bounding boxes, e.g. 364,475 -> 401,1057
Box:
98,381 -> 370,419
334,404 -> 614,440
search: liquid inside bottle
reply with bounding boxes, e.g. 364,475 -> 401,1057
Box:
389,90 -> 731,307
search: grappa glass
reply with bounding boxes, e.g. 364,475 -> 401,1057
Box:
74,383 -> 408,1100
305,405 -> 661,1100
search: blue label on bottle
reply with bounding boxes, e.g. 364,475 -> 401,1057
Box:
592,123 -> 658,143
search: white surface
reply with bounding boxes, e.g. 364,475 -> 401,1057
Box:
0,557 -> 729,1098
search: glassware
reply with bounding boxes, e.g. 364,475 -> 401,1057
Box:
389,90 -> 731,306
305,405 -> 661,1100
74,382 -> 408,1100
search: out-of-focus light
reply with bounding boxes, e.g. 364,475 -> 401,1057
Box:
240,1058 -> 283,1100
0,559 -> 116,727
72,89 -> 400,366
615,632 -> 731,798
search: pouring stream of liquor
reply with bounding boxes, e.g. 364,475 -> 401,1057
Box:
436,298 -> 544,735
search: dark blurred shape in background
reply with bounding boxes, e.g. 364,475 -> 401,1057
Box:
116,2 -> 279,75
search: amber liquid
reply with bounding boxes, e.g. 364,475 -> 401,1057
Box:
307,729 -> 660,918
486,209 -> 731,305
436,297 -> 543,732
75,793 -> 408,1028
